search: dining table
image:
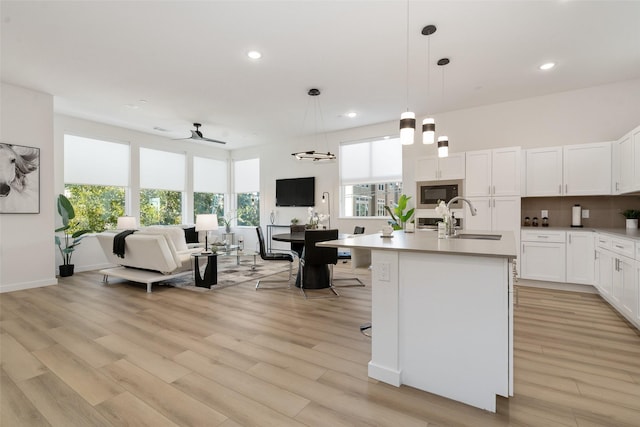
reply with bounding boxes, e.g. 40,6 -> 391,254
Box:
271,231 -> 349,290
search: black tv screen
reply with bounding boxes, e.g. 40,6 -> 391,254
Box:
276,177 -> 315,207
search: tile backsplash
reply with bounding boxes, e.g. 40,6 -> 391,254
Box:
521,195 -> 640,228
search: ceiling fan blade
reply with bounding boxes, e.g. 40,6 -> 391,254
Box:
201,137 -> 227,145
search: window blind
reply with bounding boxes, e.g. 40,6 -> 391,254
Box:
140,147 -> 185,191
340,137 -> 402,185
64,135 -> 129,186
234,158 -> 260,193
194,156 -> 227,193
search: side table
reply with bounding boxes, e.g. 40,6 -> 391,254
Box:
191,252 -> 217,288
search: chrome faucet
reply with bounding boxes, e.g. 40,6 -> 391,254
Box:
447,196 -> 478,216
446,197 -> 477,236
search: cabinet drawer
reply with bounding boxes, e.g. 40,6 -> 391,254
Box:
611,237 -> 635,259
596,234 -> 612,249
521,230 -> 566,243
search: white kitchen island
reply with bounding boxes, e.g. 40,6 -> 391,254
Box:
320,230 -> 517,412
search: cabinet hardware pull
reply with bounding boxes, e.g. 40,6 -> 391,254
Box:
538,235 -> 549,238
565,184 -> 568,194
559,185 -> 561,194
569,235 -> 572,244
492,185 -> 495,195
616,182 -> 619,191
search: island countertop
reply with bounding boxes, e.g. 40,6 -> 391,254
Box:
319,229 -> 517,259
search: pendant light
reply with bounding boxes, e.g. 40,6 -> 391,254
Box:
421,25 -> 436,145
437,57 -> 450,158
291,88 -> 336,161
399,0 -> 415,145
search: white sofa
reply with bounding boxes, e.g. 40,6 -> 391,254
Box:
96,226 -> 203,292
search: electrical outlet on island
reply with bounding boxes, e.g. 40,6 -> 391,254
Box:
582,209 -> 589,218
541,210 -> 548,218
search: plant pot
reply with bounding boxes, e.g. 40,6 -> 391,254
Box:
59,264 -> 75,277
626,219 -> 638,230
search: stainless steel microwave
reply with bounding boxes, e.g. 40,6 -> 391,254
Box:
416,179 -> 464,209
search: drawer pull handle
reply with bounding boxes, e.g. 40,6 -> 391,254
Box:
614,245 -> 624,249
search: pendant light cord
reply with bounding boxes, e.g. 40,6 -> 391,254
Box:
405,0 -> 410,112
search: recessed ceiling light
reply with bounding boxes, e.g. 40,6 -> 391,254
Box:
247,50 -> 262,60
539,62 -> 555,70
346,112 -> 357,118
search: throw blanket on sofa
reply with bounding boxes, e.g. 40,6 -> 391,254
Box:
113,230 -> 137,258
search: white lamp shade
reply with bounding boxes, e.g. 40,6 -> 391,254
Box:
399,111 -> 415,145
422,118 -> 435,144
437,136 -> 449,158
195,214 -> 219,232
117,216 -> 137,230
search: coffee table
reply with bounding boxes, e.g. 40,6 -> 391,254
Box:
215,248 -> 259,270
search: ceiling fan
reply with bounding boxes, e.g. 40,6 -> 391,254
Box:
175,123 -> 227,145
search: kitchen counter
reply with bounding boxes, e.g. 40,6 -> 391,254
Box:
320,230 -> 515,412
521,226 -> 640,240
322,229 -> 517,259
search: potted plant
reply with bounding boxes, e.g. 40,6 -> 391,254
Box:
384,194 -> 415,231
54,194 -> 91,277
621,209 -> 640,229
218,210 -> 237,233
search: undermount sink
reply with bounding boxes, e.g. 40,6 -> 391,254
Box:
449,233 -> 502,240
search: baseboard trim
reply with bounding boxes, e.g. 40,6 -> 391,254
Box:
0,277 -> 58,293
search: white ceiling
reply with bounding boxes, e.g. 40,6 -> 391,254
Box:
2,1 -> 639,150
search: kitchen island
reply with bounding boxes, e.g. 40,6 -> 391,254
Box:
320,230 -> 517,412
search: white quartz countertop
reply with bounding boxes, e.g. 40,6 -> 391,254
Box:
319,230 -> 517,259
522,226 -> 640,241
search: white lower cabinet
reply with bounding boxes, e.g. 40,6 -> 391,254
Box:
520,230 -> 566,282
594,233 -> 638,329
566,231 -> 595,285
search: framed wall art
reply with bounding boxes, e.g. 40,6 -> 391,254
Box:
0,143 -> 40,214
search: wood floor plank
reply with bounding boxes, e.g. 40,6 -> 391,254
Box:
100,359 -> 228,427
0,332 -> 48,382
172,371 -> 308,427
95,391 -> 180,427
95,334 -> 192,383
173,349 -> 310,417
0,368 -> 51,427
16,371 -> 113,427
33,344 -> 123,406
0,317 -> 56,351
46,326 -> 123,368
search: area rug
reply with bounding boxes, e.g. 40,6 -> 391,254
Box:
161,256 -> 293,292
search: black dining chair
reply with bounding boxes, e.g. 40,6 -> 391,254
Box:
337,226 -> 365,261
335,226 -> 366,287
299,229 -> 340,299
255,227 -> 296,290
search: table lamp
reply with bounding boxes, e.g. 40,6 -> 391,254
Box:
116,216 -> 137,230
195,214 -> 218,253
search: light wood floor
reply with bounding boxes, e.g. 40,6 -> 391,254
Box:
2,264 -> 640,426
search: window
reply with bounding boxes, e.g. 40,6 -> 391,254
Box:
193,156 -> 227,221
233,158 -> 260,226
140,148 -> 185,226
340,137 -> 403,217
64,135 -> 129,232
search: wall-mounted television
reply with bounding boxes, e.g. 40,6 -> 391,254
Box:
275,177 -> 315,207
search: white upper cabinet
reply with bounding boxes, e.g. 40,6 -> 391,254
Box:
563,142 -> 612,196
525,147 -> 563,196
465,147 -> 521,197
613,131 -> 633,194
415,153 -> 465,181
525,142 -> 612,197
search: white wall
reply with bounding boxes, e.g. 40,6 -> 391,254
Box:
1,83 -> 57,292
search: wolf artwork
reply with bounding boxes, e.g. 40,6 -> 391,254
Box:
0,143 -> 40,214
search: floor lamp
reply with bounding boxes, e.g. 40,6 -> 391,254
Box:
195,214 -> 219,253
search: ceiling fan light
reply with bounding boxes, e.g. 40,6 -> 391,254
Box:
400,111 -> 416,145
437,136 -> 449,158
422,118 -> 435,144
